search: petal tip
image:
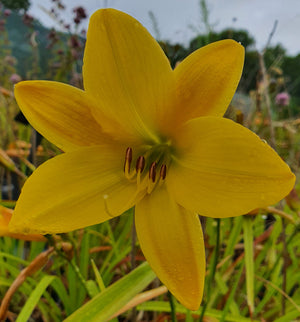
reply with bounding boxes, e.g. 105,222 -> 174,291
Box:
285,170 -> 296,194
14,80 -> 30,95
89,7 -> 125,22
175,291 -> 202,311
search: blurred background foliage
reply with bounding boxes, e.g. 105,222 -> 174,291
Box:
2,0 -> 300,115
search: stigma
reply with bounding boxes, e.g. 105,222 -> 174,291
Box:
123,147 -> 168,194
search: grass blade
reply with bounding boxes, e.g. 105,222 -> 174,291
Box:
16,275 -> 55,322
65,261 -> 156,322
243,216 -> 254,316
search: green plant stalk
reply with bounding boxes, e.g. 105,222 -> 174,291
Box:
243,216 -> 254,316
91,259 -> 105,292
45,235 -> 91,297
199,218 -> 220,322
220,263 -> 244,322
65,262 -> 156,321
168,291 -> 177,322
16,275 -> 55,322
138,301 -> 260,322
264,225 -> 299,282
281,220 -> 288,315
130,211 -> 137,321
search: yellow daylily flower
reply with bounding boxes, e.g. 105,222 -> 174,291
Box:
9,9 -> 295,310
0,206 -> 45,241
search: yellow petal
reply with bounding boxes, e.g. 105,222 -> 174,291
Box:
171,40 -> 244,127
10,145 -> 145,234
135,186 -> 205,310
83,9 -> 173,142
15,81 -> 112,152
0,206 -> 45,241
168,117 -> 295,218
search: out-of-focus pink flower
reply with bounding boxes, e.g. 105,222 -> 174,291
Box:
4,9 -> 11,17
10,74 -> 22,84
275,92 -> 290,106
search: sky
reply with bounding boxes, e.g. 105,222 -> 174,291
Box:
28,0 -> 300,55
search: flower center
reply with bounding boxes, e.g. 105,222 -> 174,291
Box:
123,145 -> 170,194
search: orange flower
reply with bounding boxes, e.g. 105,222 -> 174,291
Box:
0,206 -> 45,241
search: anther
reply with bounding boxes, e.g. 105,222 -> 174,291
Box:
160,164 -> 167,180
149,162 -> 157,182
124,147 -> 132,173
136,156 -> 145,173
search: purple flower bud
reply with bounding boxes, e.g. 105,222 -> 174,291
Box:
4,9 -> 11,17
10,73 -> 22,84
275,92 -> 290,106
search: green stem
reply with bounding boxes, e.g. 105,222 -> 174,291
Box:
168,291 -> 177,322
266,225 -> 299,279
281,220 -> 287,315
131,209 -> 137,270
243,216 -> 255,316
45,235 -> 91,297
130,210 -> 137,321
199,218 -> 220,322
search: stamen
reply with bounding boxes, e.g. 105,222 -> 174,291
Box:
136,156 -> 145,188
147,162 -> 157,194
160,164 -> 167,180
149,162 -> 157,183
123,147 -> 169,194
124,147 -> 132,173
136,156 -> 145,173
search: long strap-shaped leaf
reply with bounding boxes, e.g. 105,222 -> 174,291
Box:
64,262 -> 156,322
243,216 -> 254,316
16,275 -> 55,322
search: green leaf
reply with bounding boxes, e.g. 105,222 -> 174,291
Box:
64,262 -> 156,322
224,216 -> 243,259
91,259 -> 105,292
16,275 -> 55,322
220,263 -> 244,322
86,280 -> 100,298
274,310 -> 300,322
243,216 -> 254,314
137,301 -> 259,322
50,277 -> 72,316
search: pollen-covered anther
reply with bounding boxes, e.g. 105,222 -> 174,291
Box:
149,162 -> 157,183
136,155 -> 145,173
135,155 -> 145,188
160,164 -> 167,180
124,147 -> 132,171
124,147 -> 134,179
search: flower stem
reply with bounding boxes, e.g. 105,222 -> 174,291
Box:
130,210 -> 137,321
45,234 -> 91,297
131,209 -> 137,270
199,218 -> 220,322
168,291 -> 177,322
281,220 -> 288,315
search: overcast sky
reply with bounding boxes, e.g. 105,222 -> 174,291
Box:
29,0 -> 300,55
